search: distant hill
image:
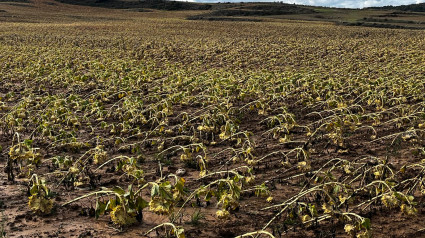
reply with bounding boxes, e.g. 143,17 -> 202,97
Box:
56,0 -> 213,10
51,0 -> 425,30
368,3 -> 425,12
187,3 -> 316,21
56,0 -> 425,13
56,0 -> 317,15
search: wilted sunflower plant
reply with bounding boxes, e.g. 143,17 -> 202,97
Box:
28,174 -> 54,214
62,175 -> 187,227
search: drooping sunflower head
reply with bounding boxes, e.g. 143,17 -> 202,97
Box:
28,195 -> 53,214
110,205 -> 136,226
216,209 -> 230,219
149,197 -> 172,215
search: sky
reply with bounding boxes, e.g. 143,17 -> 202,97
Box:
189,0 -> 425,9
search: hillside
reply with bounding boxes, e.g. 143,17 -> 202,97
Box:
369,3 -> 425,12
50,0 -> 425,29
56,0 -> 213,10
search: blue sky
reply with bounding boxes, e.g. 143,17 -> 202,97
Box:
189,0 -> 425,8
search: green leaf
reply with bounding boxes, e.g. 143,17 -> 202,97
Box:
113,186 -> 125,196
95,200 -> 106,219
159,187 -> 173,200
393,191 -> 404,201
361,218 -> 371,230
151,184 -> 159,197
175,227 -> 185,238
124,184 -> 133,197
385,180 -> 397,187
136,197 -> 149,210
24,139 -> 33,147
247,167 -> 253,174
233,175 -> 241,183
175,178 -> 185,193
333,185 -> 341,194
30,185 -> 38,195
205,191 -> 213,202
308,204 -> 318,217
106,199 -> 116,211
160,181 -> 172,190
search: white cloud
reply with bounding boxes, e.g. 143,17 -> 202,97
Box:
190,0 -> 425,8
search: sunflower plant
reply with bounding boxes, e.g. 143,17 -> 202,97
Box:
28,174 -> 54,214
